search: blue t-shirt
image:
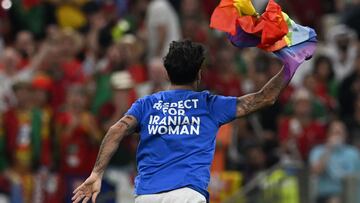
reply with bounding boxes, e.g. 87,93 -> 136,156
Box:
125,89 -> 237,201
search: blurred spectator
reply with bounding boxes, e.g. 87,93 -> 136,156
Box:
0,45 -> 47,113
98,71 -> 137,168
54,85 -> 101,202
180,0 -> 205,19
120,35 -> 147,84
31,74 -> 53,111
1,81 -> 52,203
324,24 -> 358,81
46,29 -> 85,110
310,120 -> 360,203
279,88 -> 326,161
311,55 -> 338,107
2,82 -> 42,169
203,47 -> 243,96
90,42 -> 131,114
15,31 -> 36,69
339,51 -> 360,118
302,74 -> 333,121
98,71 -> 137,202
146,0 -> 181,59
181,16 -> 209,44
0,48 -> 22,112
136,58 -> 169,98
180,0 -> 210,45
99,71 -> 136,130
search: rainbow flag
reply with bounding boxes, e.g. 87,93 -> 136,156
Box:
210,0 -> 317,52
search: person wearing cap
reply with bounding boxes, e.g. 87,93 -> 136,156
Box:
31,73 -> 54,168
97,71 -> 138,202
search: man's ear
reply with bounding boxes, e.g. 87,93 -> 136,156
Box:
198,69 -> 202,81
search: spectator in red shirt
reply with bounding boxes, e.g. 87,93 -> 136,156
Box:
46,29 -> 85,111
54,85 -> 101,203
279,88 -> 326,161
1,81 -> 54,203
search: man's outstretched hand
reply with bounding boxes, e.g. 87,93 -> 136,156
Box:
71,115 -> 138,203
72,172 -> 102,203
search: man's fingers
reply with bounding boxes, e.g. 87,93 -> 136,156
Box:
82,196 -> 90,203
72,191 -> 83,201
73,194 -> 85,203
73,184 -> 84,194
92,192 -> 99,203
74,177 -> 93,194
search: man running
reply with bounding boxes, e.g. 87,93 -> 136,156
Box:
72,38 -> 315,203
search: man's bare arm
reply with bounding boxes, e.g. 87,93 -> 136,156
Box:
236,39 -> 317,117
92,115 -> 138,176
236,66 -> 287,117
72,115 -> 137,203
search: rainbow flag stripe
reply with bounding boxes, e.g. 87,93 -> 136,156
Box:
210,0 -> 317,52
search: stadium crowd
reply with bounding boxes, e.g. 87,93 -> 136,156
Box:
0,0 -> 360,203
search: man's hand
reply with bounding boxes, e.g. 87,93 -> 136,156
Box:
71,115 -> 138,203
236,40 -> 316,118
72,172 -> 102,203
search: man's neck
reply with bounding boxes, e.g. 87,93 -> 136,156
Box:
169,83 -> 196,91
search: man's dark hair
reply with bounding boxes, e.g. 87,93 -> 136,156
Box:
163,40 -> 205,85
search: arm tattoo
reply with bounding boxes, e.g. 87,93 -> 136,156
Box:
236,66 -> 287,117
120,120 -> 130,129
92,115 -> 137,174
93,132 -> 114,174
120,116 -> 135,133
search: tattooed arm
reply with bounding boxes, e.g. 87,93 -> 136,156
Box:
92,115 -> 138,174
236,66 -> 287,117
236,39 -> 317,117
72,115 -> 138,203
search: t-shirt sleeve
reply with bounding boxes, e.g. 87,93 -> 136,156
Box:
208,94 -> 237,126
125,98 -> 143,123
